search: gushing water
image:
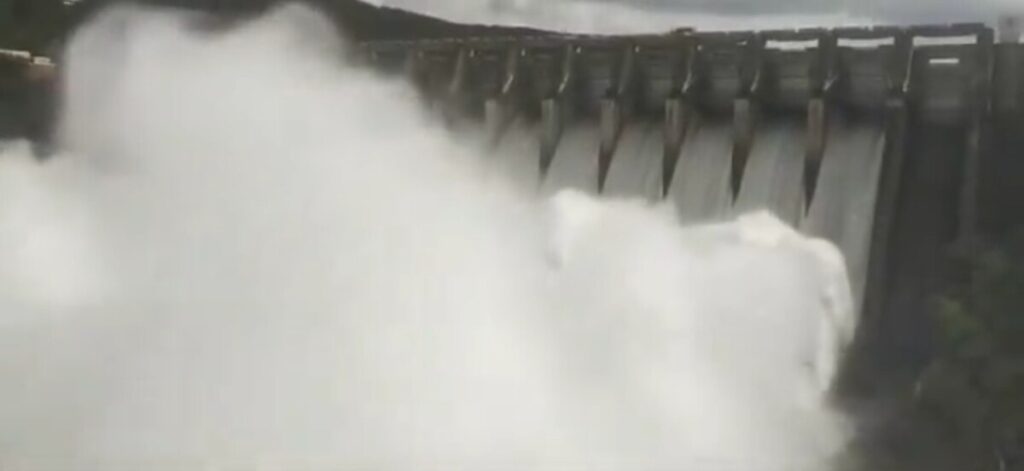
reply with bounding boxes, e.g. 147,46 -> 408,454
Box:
1,5 -> 856,470
669,120 -> 735,222
602,122 -> 663,201
734,121 -> 808,226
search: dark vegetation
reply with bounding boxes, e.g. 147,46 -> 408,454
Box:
915,234 -> 1024,470
851,232 -> 1024,471
0,0 -> 67,53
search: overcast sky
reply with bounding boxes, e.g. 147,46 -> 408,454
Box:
373,0 -> 1024,34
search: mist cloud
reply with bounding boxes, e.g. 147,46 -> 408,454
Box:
2,3 -> 856,470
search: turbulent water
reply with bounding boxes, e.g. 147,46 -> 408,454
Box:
0,5 -> 858,470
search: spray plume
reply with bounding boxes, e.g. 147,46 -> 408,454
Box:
0,4 -> 855,470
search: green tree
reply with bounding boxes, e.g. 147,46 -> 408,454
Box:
916,230 -> 1024,470
0,0 -> 67,53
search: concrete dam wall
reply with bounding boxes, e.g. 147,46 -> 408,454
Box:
359,24 -> 1024,385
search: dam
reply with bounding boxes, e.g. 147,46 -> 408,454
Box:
1,3 -> 1023,392
357,24 -> 1024,382
0,3 -> 1024,468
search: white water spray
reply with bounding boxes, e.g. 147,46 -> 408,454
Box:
0,4 -> 856,470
